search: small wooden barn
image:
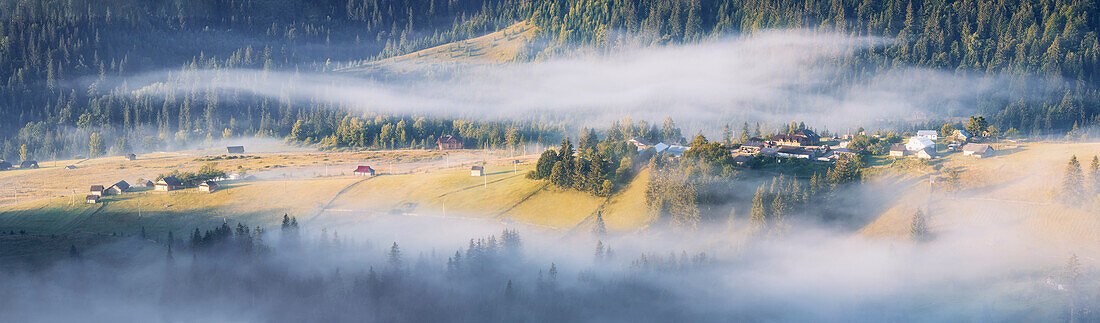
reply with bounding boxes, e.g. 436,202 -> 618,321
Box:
354,166 -> 376,176
198,181 -> 219,193
156,176 -> 183,191
107,181 -> 131,195
89,185 -> 106,196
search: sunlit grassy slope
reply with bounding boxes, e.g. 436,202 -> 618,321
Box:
340,21 -> 537,72
859,141 -> 1100,253
0,161 -> 658,237
0,178 -> 360,236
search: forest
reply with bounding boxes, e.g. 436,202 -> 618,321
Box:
0,0 -> 1097,159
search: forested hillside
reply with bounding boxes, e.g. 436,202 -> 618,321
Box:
0,0 -> 1097,160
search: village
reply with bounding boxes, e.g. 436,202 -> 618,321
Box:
0,120 -> 1005,209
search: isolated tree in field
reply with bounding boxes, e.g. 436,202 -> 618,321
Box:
89,132 -> 105,157
910,209 -> 928,242
592,211 -> 607,236
1063,155 -> 1084,203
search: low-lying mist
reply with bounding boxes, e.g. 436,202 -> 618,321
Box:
120,30 -> 1075,131
1,206 -> 1094,322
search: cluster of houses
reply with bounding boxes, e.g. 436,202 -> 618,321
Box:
85,175 -> 228,204
732,130 -> 858,164
86,180 -> 137,204
890,129 -> 994,159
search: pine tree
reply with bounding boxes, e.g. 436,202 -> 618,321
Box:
592,211 -> 607,236
722,123 -> 732,145
910,209 -> 928,242
594,240 -> 605,261
1089,156 -> 1099,195
750,184 -> 768,230
1063,155 -> 1084,204
89,132 -> 105,157
388,242 -> 403,268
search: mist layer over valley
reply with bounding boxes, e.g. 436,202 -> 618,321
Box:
1,0 -> 1099,321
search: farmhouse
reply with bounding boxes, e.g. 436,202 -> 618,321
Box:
628,137 -> 653,151
758,147 -> 781,157
739,141 -> 765,154
140,180 -> 155,187
664,145 -> 689,156
89,185 -> 107,196
155,176 -> 183,191
0,160 -> 10,170
889,145 -> 906,157
652,142 -> 670,153
952,129 -> 971,141
772,129 -> 821,146
962,143 -> 995,158
471,165 -> 484,176
354,166 -> 376,176
916,130 -> 938,140
226,146 -> 245,154
106,181 -> 130,195
437,135 -> 464,150
125,153 -> 137,161
20,160 -> 38,169
905,137 -> 935,152
86,195 -> 100,204
776,146 -> 815,159
198,181 -> 218,193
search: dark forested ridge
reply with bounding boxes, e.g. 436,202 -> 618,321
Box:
0,0 -> 1098,160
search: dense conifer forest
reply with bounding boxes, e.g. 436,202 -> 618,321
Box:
0,0 -> 1097,159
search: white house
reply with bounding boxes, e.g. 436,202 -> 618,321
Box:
905,137 -> 935,152
916,130 -> 938,140
652,143 -> 670,153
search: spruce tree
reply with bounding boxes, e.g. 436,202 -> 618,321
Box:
592,211 -> 607,236
594,240 -> 605,261
388,242 -> 403,268
750,184 -> 768,230
1063,155 -> 1083,204
910,209 -> 928,242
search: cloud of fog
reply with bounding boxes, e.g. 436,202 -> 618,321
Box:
0,211 -> 1092,322
119,30 -> 1072,131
